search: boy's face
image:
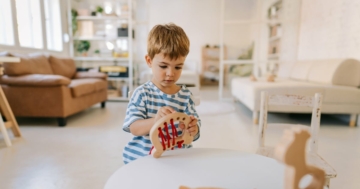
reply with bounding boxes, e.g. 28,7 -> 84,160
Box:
145,53 -> 185,91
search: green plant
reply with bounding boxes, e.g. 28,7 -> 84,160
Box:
94,49 -> 100,54
76,41 -> 91,53
71,9 -> 78,35
96,6 -> 104,13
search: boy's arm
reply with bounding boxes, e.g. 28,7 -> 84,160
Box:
129,118 -> 155,136
185,95 -> 201,141
128,106 -> 175,136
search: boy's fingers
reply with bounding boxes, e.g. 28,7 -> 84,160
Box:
179,122 -> 185,129
165,106 -> 175,113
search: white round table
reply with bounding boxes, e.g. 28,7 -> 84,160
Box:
104,148 -> 285,189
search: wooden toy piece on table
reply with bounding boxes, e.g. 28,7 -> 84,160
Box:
149,112 -> 193,158
267,74 -> 276,82
179,186 -> 221,189
274,127 -> 325,189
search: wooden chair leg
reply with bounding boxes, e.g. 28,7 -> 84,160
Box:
349,114 -> 357,127
0,87 -> 21,137
0,113 -> 11,147
253,111 -> 258,124
57,118 -> 67,127
325,178 -> 330,188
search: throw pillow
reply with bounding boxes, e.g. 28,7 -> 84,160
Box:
49,56 -> 77,79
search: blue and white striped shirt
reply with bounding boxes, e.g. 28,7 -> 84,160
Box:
122,81 -> 201,164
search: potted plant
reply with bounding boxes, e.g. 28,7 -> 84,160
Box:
76,40 -> 91,56
71,9 -> 78,35
94,49 -> 100,57
96,6 -> 104,16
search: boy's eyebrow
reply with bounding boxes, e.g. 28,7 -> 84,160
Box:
159,62 -> 184,65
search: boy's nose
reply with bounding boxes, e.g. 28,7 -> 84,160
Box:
166,68 -> 175,76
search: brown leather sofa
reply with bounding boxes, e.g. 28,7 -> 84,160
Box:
0,53 -> 107,126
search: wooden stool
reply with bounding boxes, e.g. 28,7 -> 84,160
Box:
0,57 -> 22,147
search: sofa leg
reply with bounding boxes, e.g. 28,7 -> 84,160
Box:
253,111 -> 258,124
57,118 -> 67,127
101,101 -> 106,108
349,114 -> 357,127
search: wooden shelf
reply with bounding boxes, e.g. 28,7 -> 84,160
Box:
0,57 -> 20,63
77,16 -> 128,21
73,57 -> 129,61
223,60 -> 254,65
268,54 -> 279,59
269,36 -> 280,42
223,20 -> 256,25
73,36 -> 128,41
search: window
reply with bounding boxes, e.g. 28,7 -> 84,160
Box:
44,0 -> 63,51
0,0 -> 15,45
15,0 -> 43,49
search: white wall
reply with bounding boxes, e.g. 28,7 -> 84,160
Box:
147,0 -> 221,72
146,0 -> 259,73
298,0 -> 360,60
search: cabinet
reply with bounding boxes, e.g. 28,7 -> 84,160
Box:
201,46 -> 226,85
69,0 -> 133,101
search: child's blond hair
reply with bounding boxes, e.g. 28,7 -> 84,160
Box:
147,23 -> 190,60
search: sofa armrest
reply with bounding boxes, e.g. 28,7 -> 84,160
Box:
0,74 -> 71,87
74,72 -> 107,80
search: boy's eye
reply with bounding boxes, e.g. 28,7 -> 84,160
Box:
159,66 -> 167,69
175,67 -> 182,70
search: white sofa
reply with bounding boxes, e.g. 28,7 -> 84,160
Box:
231,59 -> 360,127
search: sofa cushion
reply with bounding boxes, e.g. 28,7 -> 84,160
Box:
3,55 -> 53,76
49,56 -> 76,79
307,59 -> 360,87
69,78 -> 107,97
0,74 -> 71,87
277,63 -> 294,78
28,55 -> 54,75
231,77 -> 325,111
3,57 -> 33,76
289,60 -> 314,81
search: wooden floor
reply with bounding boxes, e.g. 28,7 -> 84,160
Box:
0,86 -> 359,189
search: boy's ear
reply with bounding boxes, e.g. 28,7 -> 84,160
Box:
145,55 -> 152,68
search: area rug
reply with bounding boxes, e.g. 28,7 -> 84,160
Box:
196,101 -> 236,116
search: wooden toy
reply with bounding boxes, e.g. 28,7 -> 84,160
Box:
257,92 -> 336,187
250,74 -> 257,81
149,112 -> 193,158
267,74 -> 275,82
274,127 -> 325,189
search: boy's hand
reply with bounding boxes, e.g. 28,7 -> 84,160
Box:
179,115 -> 198,136
154,106 -> 175,123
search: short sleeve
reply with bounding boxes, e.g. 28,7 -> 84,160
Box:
122,88 -> 147,132
185,94 -> 201,141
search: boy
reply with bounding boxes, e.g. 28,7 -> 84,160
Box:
122,23 -> 201,164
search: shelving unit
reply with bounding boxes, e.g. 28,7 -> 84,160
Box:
68,0 -> 134,102
218,0 -> 262,100
266,0 -> 282,75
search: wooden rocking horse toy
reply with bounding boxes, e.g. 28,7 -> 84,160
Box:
149,112 -> 194,158
274,127 -> 325,189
